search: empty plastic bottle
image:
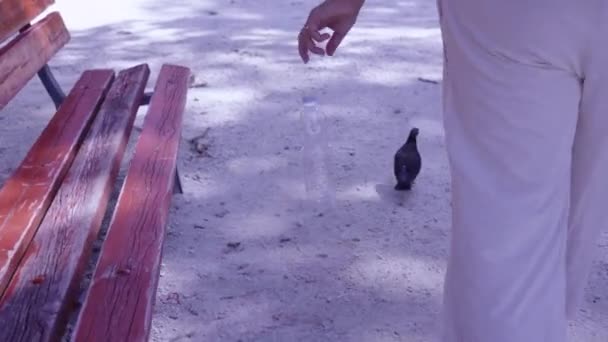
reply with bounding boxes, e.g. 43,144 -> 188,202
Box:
299,95 -> 334,215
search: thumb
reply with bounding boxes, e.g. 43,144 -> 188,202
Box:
326,30 -> 346,56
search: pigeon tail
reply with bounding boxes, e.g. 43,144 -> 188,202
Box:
395,168 -> 413,191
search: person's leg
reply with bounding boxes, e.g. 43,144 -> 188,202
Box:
437,1 -> 587,341
566,12 -> 608,317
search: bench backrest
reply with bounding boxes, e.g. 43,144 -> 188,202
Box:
0,0 -> 69,109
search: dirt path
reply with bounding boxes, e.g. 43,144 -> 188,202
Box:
0,0 -> 606,341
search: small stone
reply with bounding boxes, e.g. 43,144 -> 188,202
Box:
187,307 -> 199,316
227,242 -> 240,248
215,209 -> 229,218
189,81 -> 209,88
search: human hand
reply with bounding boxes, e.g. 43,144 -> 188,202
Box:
298,0 -> 365,63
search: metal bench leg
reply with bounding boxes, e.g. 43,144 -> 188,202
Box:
19,23 -> 66,109
141,91 -> 153,106
173,168 -> 183,194
37,64 -> 66,109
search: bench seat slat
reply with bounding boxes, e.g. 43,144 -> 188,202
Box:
0,69 -> 114,297
0,64 -> 150,342
0,11 -> 70,110
0,0 -> 54,42
73,64 -> 190,342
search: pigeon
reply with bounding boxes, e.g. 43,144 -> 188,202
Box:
394,127 -> 421,191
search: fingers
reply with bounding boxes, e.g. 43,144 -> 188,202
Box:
309,43 -> 326,57
298,28 -> 310,63
298,10 -> 332,63
311,31 -> 330,54
298,24 -> 316,63
298,21 -> 346,62
312,31 -> 331,42
326,30 -> 346,56
298,30 -> 333,63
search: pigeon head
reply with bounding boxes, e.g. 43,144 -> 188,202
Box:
407,127 -> 419,142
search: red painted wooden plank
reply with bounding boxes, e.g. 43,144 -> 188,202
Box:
0,0 -> 55,43
73,64 -> 190,342
0,69 -> 114,297
0,11 -> 70,110
0,64 -> 150,342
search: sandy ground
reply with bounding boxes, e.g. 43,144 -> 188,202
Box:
1,0 -> 608,341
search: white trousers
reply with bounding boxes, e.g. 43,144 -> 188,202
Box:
438,1 -> 608,341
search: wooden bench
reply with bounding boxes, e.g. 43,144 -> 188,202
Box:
0,1 -> 190,341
